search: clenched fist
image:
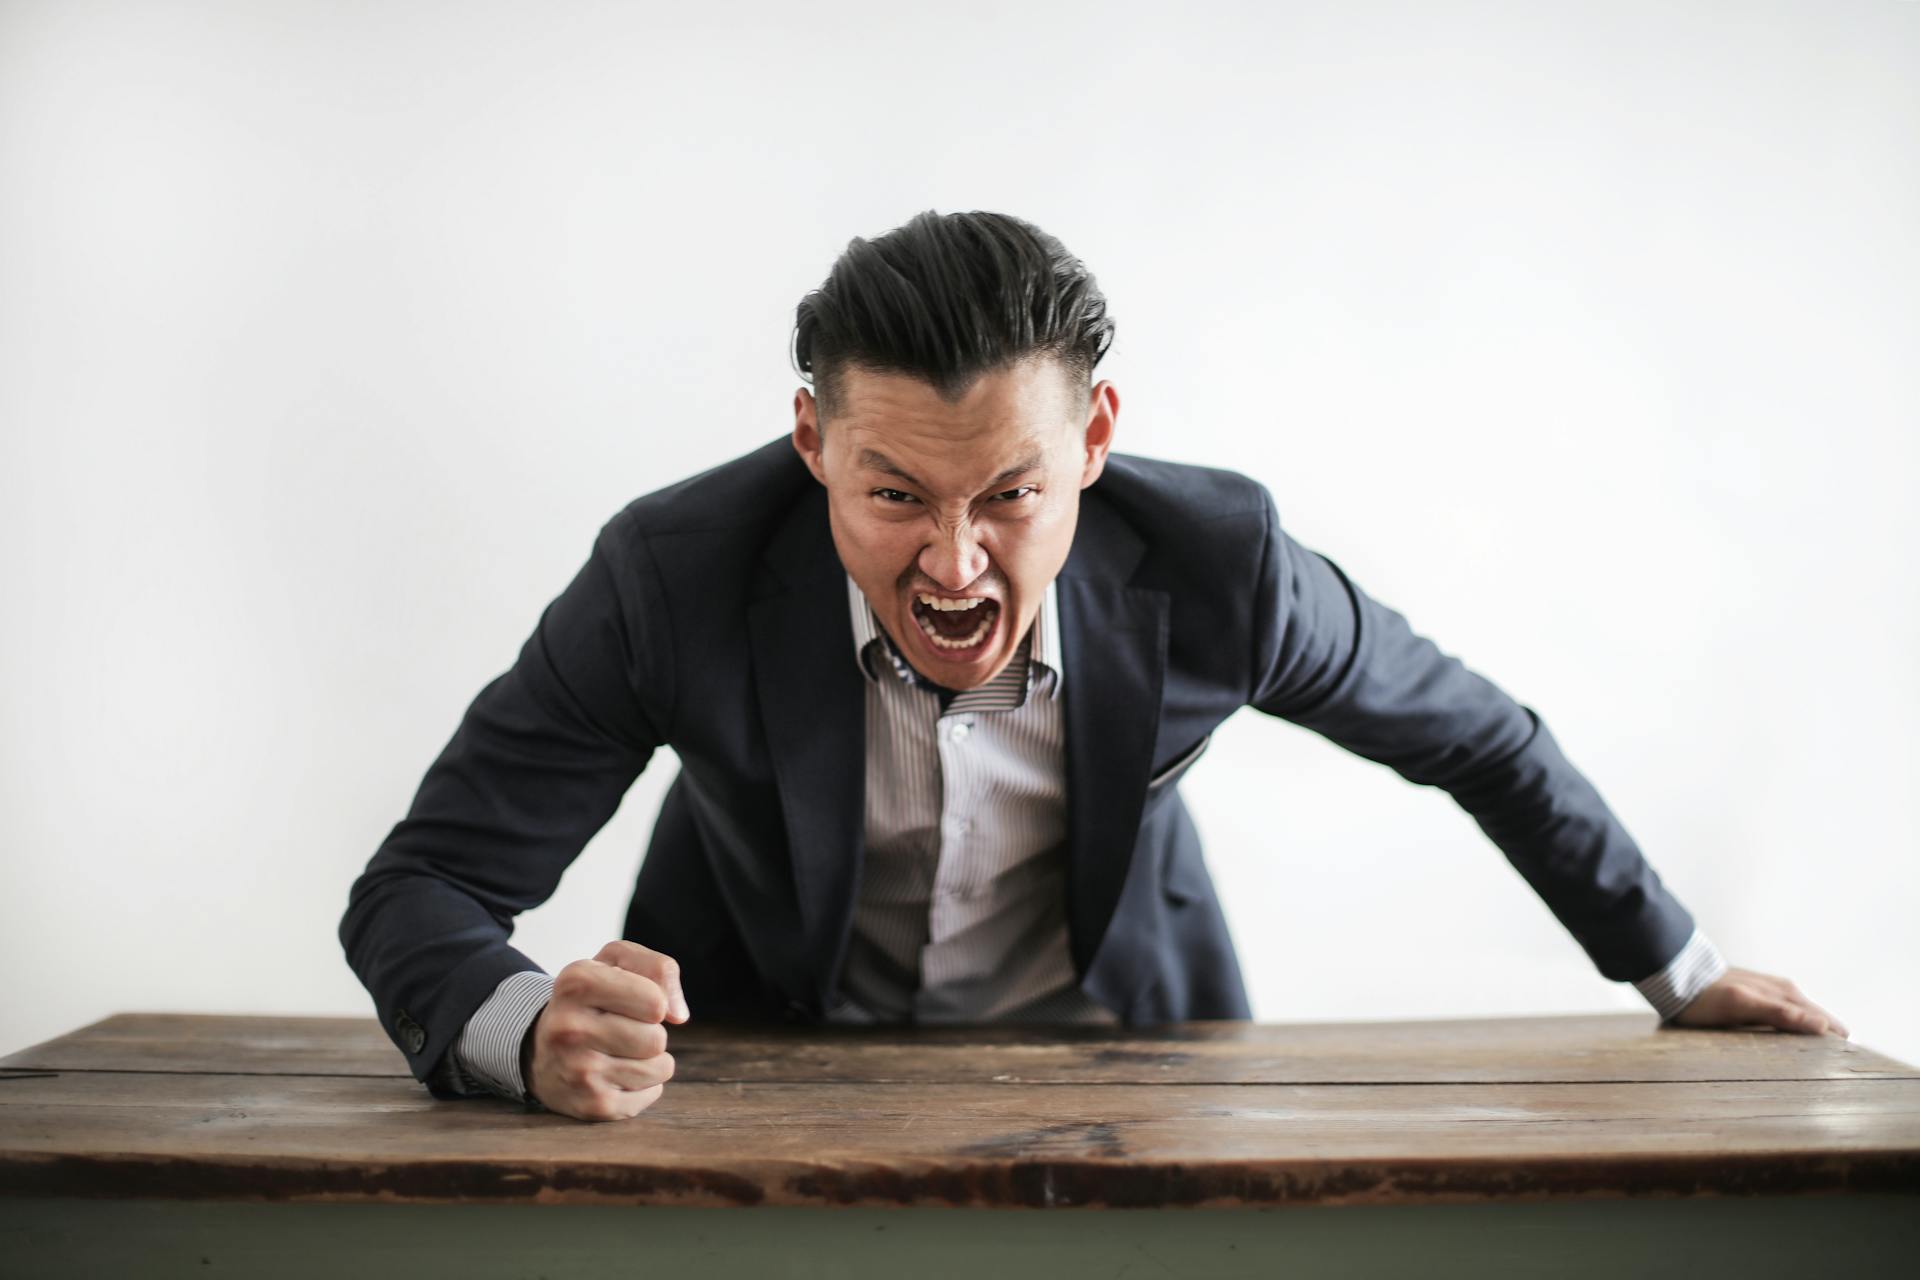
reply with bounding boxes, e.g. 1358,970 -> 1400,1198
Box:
525,940 -> 690,1122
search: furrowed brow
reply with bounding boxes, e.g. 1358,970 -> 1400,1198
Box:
856,447 -> 1046,494
985,451 -> 1045,490
857,449 -> 926,490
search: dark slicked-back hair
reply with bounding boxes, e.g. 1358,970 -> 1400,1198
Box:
791,209 -> 1116,423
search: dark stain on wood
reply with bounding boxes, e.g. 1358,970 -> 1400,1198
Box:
953,1120 -> 1133,1160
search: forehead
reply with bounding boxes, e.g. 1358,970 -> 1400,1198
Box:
830,360 -> 1079,484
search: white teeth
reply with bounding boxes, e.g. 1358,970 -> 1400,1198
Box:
916,593 -> 989,612
915,610 -> 993,650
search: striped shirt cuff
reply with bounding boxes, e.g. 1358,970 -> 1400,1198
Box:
1632,928 -> 1728,1022
449,969 -> 555,1101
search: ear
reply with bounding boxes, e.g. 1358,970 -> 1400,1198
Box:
1078,380 -> 1118,488
791,387 -> 828,486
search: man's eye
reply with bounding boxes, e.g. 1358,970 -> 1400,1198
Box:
992,486 -> 1036,502
874,488 -> 917,504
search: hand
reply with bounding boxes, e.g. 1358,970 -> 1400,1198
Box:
1668,966 -> 1848,1038
526,939 -> 690,1122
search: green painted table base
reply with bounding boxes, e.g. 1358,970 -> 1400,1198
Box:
4,1195 -> 1917,1278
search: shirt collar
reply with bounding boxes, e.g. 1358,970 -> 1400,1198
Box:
846,573 -> 1063,701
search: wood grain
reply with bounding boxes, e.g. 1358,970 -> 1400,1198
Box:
2,1013 -> 1916,1208
2,1071 -> 1917,1206
3,1011 -> 1911,1084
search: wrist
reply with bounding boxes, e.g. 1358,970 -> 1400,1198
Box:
1635,929 -> 1729,1022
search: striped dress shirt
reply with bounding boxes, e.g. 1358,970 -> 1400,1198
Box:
822,573 -> 1119,1026
432,574 -> 1727,1102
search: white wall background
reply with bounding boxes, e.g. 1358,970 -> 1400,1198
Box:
2,0 -> 1913,1067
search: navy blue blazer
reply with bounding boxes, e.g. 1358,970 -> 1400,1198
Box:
340,436 -> 1697,1089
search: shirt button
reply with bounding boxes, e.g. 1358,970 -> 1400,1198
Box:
949,722 -> 971,742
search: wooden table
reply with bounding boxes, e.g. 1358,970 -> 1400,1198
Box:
2,1012 -> 1916,1277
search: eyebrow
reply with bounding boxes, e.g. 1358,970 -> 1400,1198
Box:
857,447 -> 1045,494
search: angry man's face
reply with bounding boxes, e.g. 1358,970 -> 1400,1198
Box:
791,356 -> 1117,691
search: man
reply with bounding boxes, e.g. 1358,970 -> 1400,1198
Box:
340,209 -> 1847,1124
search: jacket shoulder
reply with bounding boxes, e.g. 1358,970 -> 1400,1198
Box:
602,436 -> 814,544
1090,451 -> 1272,538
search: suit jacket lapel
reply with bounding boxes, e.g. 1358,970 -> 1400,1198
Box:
747,483 -> 867,1013
1058,493 -> 1169,990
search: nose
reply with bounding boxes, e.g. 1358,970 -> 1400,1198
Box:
918,520 -> 989,592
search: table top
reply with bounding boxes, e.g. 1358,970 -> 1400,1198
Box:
3,1012 -> 1916,1208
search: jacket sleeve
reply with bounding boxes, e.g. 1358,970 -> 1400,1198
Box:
339,517 -> 671,1090
1246,486 -> 1697,983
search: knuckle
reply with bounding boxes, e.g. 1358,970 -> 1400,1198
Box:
593,1083 -> 658,1122
619,979 -> 663,1022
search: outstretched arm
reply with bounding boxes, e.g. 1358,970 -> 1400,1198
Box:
1245,488 -> 1847,1037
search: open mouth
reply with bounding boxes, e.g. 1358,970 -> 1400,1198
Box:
908,592 -> 1001,657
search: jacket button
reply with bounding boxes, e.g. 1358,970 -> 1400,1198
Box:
395,1009 -> 427,1055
